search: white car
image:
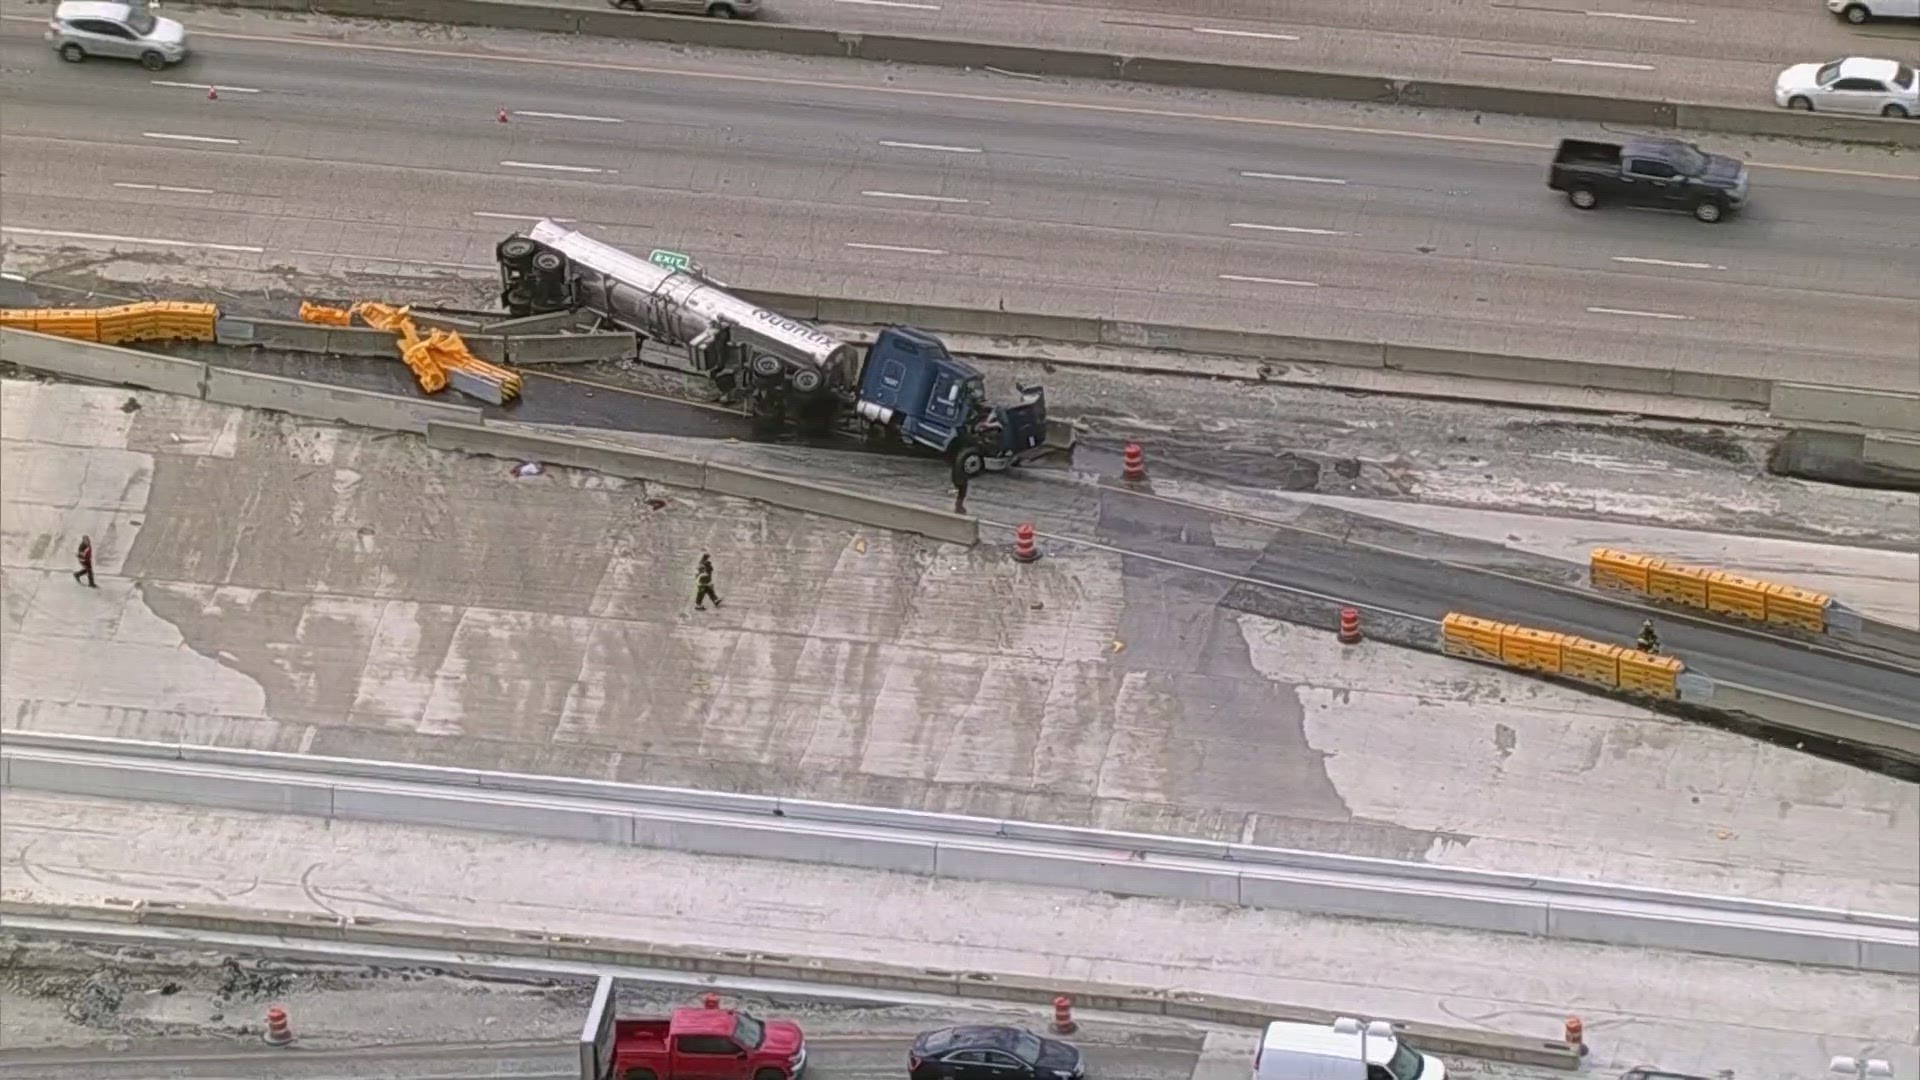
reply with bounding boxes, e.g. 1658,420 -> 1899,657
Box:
47,0 -> 187,70
1829,0 -> 1920,24
1774,56 -> 1919,117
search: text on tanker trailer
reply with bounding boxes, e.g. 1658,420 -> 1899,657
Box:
496,220 -> 1061,476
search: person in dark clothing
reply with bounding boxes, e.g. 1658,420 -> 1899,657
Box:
1636,619 -> 1660,655
694,554 -> 722,611
73,535 -> 96,588
950,455 -> 972,515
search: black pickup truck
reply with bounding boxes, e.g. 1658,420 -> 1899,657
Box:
1548,137 -> 1751,223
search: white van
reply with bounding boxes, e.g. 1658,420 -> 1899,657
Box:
1829,0 -> 1920,24
1253,1018 -> 1447,1080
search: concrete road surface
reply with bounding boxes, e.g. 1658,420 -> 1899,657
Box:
545,0 -> 1920,114
1,11 -> 1916,392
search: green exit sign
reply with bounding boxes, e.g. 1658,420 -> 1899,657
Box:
649,249 -> 692,271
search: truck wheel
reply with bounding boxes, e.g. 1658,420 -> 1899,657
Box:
1787,95 -> 1814,111
531,250 -> 565,273
498,236 -> 538,264
1841,3 -> 1869,22
791,368 -> 823,394
503,284 -> 535,316
1566,187 -> 1598,210
952,443 -> 985,478
751,353 -> 784,379
1692,200 -> 1725,223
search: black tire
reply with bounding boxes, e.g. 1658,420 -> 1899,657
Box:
1788,95 -> 1814,111
58,43 -> 85,62
751,353 -> 784,379
1692,199 -> 1725,224
952,442 -> 985,478
609,0 -> 641,8
140,50 -> 167,70
1842,3 -> 1869,23
708,2 -> 738,15
791,368 -> 823,394
503,284 -> 535,316
624,1070 -> 659,1080
499,237 -> 538,264
753,1070 -> 785,1080
1566,187 -> 1598,210
531,250 -> 565,273
1883,103 -> 1910,118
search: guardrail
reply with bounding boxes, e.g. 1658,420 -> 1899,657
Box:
4,732 -> 1913,975
174,0 -> 1920,147
0,901 -> 1583,1069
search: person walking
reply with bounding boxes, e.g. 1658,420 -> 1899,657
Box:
951,467 -> 970,516
73,535 -> 96,588
694,553 -> 722,611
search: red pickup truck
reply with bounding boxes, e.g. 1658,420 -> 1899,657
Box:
612,996 -> 807,1080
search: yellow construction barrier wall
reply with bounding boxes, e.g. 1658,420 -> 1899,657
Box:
1442,611 -> 1683,700
1589,548 -> 1832,634
302,300 -> 521,402
0,302 -> 216,345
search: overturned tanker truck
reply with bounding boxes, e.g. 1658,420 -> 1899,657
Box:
496,220 -> 1065,476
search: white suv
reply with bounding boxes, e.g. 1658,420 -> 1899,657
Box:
48,1 -> 188,70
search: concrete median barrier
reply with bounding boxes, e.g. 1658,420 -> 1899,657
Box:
0,898 -> 1585,1067
705,462 -> 979,545
504,331 -> 638,365
1,326 -> 209,397
1698,682 -> 1920,762
205,368 -> 484,433
1771,382 -> 1920,434
1542,899 -> 1881,971
1675,103 -> 1920,149
1865,434 -> 1920,471
426,420 -> 708,488
1399,81 -> 1675,125
4,735 -> 1912,974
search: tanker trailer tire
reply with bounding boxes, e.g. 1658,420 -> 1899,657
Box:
498,237 -> 538,267
751,354 -> 784,379
791,368 -> 823,394
952,442 -> 986,478
531,251 -> 565,273
503,285 -> 535,318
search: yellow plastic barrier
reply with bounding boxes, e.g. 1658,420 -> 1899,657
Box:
1587,548 -> 1833,633
299,301 -> 354,326
308,300 -> 522,403
1,302 -> 215,344
1499,625 -> 1565,674
1442,611 -> 1682,700
1617,650 -> 1683,700
1441,613 -> 1504,663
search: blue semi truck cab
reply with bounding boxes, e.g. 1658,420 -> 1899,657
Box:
852,326 -> 1052,476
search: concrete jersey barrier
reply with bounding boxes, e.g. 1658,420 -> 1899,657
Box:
0,899 -> 1584,1069
1,326 -> 210,397
4,734 -> 1912,975
205,367 -> 484,433
183,0 -> 1920,147
426,420 -> 979,545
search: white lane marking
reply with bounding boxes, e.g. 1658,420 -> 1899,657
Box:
1240,170 -> 1348,185
1219,273 -> 1319,287
846,242 -> 949,255
1551,57 -> 1655,70
861,190 -> 978,204
1230,222 -> 1351,237
1587,305 -> 1693,321
834,0 -> 941,8
113,182 -> 217,194
1612,256 -> 1726,271
472,212 -> 578,223
290,249 -> 494,271
1585,10 -> 1693,23
142,131 -> 241,145
152,79 -> 262,93
1,226 -> 264,253
1193,27 -> 1300,41
879,140 -> 983,154
499,160 -> 614,174
515,110 -> 624,123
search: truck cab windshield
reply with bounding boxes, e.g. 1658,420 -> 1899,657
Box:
732,1014 -> 765,1049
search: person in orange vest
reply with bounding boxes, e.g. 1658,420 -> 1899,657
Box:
73,535 -> 96,588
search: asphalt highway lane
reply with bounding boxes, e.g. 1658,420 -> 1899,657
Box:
1,15 -> 1917,392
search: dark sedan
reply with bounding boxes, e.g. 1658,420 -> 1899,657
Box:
909,1025 -> 1087,1080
